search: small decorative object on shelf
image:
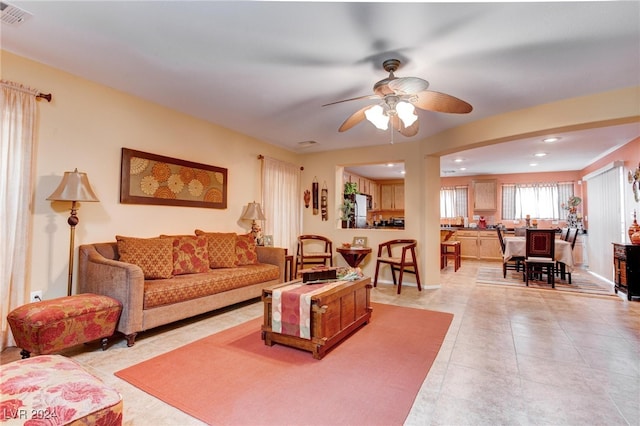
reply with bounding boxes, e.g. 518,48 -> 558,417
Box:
629,210 -> 640,244
562,196 -> 582,228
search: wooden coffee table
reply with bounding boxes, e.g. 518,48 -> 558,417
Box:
261,277 -> 372,359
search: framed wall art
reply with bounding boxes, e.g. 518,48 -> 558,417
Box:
352,236 -> 368,247
120,148 -> 227,209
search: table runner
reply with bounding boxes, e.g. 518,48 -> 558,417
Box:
272,280 -> 346,339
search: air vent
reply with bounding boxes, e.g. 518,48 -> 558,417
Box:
0,2 -> 32,25
298,140 -> 318,148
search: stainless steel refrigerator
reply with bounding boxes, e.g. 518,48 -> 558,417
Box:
353,194 -> 368,228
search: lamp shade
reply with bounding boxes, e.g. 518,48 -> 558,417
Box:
47,168 -> 99,202
242,202 -> 266,221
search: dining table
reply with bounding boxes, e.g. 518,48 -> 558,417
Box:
503,236 -> 574,273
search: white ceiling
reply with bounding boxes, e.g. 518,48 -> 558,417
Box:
3,1 -> 639,178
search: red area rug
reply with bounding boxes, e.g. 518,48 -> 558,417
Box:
115,302 -> 453,425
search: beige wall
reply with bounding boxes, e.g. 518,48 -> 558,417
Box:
3,50 -> 639,298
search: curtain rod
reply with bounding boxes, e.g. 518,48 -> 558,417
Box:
37,93 -> 52,102
258,154 -> 304,171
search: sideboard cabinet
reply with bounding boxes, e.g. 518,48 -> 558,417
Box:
612,243 -> 639,301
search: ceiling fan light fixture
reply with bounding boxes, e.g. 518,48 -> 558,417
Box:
365,104 -> 389,130
396,101 -> 418,127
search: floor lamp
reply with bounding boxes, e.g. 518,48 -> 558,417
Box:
47,169 -> 99,296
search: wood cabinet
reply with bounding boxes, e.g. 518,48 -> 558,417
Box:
379,183 -> 404,210
455,230 -> 502,260
612,243 -> 639,301
473,179 -> 497,211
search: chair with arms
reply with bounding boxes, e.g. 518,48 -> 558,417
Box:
294,235 -> 333,277
497,228 -> 523,278
524,229 -> 556,287
373,239 -> 422,294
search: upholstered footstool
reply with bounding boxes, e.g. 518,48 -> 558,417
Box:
7,293 -> 122,359
0,354 -> 123,425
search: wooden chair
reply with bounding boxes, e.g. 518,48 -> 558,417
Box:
440,241 -> 461,271
295,235 -> 333,277
559,227 -> 569,241
556,227 -> 579,283
514,227 -> 527,236
524,229 -> 556,287
373,239 -> 422,294
497,228 -> 523,278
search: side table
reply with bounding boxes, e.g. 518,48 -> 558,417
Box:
336,246 -> 372,268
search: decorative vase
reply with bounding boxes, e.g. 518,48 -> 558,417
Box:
632,231 -> 640,245
629,211 -> 640,243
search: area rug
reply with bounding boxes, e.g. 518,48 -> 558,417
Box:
115,303 -> 453,426
476,267 -> 616,297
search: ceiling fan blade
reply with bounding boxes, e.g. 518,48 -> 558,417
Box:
390,115 -> 419,137
412,90 -> 473,114
338,105 -> 371,132
388,77 -> 429,95
322,94 -> 379,107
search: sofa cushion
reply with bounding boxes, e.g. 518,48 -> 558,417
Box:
163,235 -> 209,275
236,233 -> 258,265
116,235 -> 173,279
194,230 -> 238,268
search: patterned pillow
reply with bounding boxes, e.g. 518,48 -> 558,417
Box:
161,235 -> 209,275
116,235 -> 173,279
194,230 -> 238,268
236,233 -> 258,265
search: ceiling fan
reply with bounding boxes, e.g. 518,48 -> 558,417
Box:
324,59 -> 473,137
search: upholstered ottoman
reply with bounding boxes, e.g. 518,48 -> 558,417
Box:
7,294 -> 122,359
0,354 -> 123,425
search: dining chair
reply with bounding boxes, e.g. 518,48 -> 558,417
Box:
496,228 -> 523,278
524,229 -> 556,287
556,227 -> 579,283
514,227 -> 527,236
559,227 -> 569,241
294,235 -> 333,277
373,239 -> 422,294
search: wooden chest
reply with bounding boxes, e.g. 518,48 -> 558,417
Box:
261,277 -> 372,359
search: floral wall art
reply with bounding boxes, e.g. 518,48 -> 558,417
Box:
120,148 -> 227,209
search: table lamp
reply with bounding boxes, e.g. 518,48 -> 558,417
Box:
242,201 -> 266,245
47,169 -> 99,296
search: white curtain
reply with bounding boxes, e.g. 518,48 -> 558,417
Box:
261,156 -> 301,255
585,164 -> 625,280
1,81 -> 39,350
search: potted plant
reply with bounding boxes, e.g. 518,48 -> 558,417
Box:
344,181 -> 358,195
339,198 -> 355,228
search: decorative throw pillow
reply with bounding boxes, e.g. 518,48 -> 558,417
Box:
116,235 -> 173,279
236,233 -> 258,265
161,235 -> 209,275
194,230 -> 238,268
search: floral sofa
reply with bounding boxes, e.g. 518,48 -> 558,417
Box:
78,231 -> 285,346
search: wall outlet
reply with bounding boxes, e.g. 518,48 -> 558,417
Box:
30,291 -> 42,303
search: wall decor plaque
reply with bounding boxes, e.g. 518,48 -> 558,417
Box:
120,148 -> 227,209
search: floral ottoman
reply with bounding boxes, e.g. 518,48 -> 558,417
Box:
0,355 -> 123,425
7,294 -> 122,359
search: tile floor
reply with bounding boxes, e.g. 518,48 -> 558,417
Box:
2,259 -> 638,425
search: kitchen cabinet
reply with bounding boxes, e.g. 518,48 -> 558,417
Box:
612,243 -> 639,300
370,181 -> 379,210
473,179 -> 497,211
455,229 -> 502,260
380,183 -> 404,210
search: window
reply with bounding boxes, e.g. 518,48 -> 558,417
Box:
440,186 -> 468,218
502,182 -> 574,220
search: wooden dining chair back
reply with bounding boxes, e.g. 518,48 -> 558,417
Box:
497,228 -> 523,278
373,239 -> 422,294
560,227 -> 569,241
556,227 -> 579,283
514,227 -> 527,236
295,235 -> 333,277
524,229 -> 556,287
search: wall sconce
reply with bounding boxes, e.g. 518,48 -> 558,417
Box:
242,201 -> 266,245
47,169 -> 99,296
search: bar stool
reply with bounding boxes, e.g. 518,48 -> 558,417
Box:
440,241 -> 461,271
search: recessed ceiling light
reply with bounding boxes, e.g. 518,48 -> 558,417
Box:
530,163 -> 538,167
454,158 -> 464,163
460,167 -> 467,171
400,170 -> 406,175
534,152 -> 547,157
543,137 -> 560,143
386,163 -> 394,167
